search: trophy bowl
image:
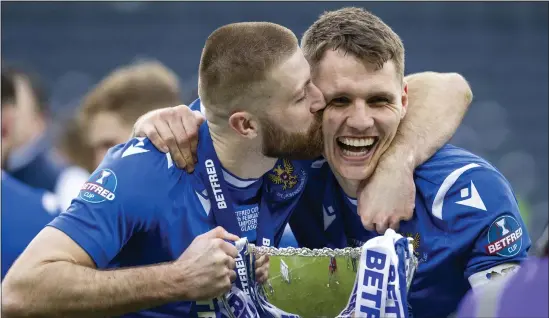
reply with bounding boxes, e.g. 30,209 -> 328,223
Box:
254,247 -> 362,317
252,243 -> 418,318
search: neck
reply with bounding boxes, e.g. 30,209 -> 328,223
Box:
209,124 -> 277,179
333,173 -> 361,199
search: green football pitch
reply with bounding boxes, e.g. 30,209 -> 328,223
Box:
263,256 -> 358,317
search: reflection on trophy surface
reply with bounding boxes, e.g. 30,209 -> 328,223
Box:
264,254 -> 356,317
252,238 -> 418,318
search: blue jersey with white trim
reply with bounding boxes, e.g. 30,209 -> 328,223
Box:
48,127 -> 310,317
289,144 -> 530,318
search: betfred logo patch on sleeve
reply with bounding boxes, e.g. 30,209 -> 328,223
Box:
484,215 -> 523,257
79,169 -> 118,203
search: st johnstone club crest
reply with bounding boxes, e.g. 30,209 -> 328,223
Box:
484,215 -> 523,257
267,159 -> 306,200
268,159 -> 298,190
403,232 -> 427,264
404,233 -> 421,258
79,168 -> 118,203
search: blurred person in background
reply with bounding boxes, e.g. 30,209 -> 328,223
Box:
1,71 -> 61,280
56,117 -> 95,174
1,65 -> 89,211
456,223 -> 548,318
77,60 -> 182,170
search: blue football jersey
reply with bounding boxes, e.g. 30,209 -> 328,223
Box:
289,144 -> 530,318
2,171 -> 60,279
48,121 -> 310,317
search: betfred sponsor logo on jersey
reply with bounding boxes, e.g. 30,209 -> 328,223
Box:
79,169 -> 117,203
484,215 -> 523,257
205,159 -> 227,209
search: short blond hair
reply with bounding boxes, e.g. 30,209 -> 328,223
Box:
302,7 -> 405,78
198,22 -> 298,118
80,61 -> 181,125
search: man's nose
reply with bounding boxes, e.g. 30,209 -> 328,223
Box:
309,83 -> 326,113
346,100 -> 374,130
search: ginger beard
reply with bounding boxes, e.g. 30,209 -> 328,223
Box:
260,111 -> 323,160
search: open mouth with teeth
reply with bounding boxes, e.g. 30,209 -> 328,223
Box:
336,136 -> 378,158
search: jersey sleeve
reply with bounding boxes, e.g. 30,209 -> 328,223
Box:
47,137 -> 183,268
429,164 -> 531,279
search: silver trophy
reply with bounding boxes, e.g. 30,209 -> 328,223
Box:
244,238 -> 418,318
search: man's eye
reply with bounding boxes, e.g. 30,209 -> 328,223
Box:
329,97 -> 350,106
369,97 -> 390,105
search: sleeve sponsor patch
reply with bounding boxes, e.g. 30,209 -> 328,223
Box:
79,169 -> 118,203
484,215 -> 524,257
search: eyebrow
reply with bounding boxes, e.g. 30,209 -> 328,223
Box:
325,90 -> 396,101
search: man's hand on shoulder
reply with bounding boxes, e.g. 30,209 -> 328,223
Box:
133,105 -> 205,173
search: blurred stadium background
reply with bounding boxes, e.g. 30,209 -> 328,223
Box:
1,2 -> 547,243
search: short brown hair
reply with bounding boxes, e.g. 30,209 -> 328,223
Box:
198,22 -> 298,118
80,61 -> 181,125
301,7 -> 405,78
57,117 -> 95,172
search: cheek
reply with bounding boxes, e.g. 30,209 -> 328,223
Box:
322,111 -> 341,135
377,111 -> 402,136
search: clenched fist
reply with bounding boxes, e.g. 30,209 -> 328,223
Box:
176,227 -> 239,300
357,158 -> 415,234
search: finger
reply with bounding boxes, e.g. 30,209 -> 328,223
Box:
256,270 -> 266,284
219,241 -> 238,259
225,255 -> 236,269
158,113 -> 189,170
166,114 -> 193,172
181,112 -> 203,163
257,264 -> 270,284
356,192 -> 376,232
190,110 -> 205,163
217,276 -> 232,297
155,119 -> 189,169
229,269 -> 237,283
375,220 -> 389,235
142,124 -> 169,153
179,112 -> 199,172
201,226 -> 226,239
192,109 -> 206,124
388,220 -> 400,232
255,255 -> 267,268
360,214 -> 375,232
203,227 -> 240,244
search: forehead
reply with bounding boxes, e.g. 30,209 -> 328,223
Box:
87,111 -> 131,145
269,48 -> 311,94
314,49 -> 400,98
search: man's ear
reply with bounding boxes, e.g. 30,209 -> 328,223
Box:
228,111 -> 259,139
400,82 -> 409,119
